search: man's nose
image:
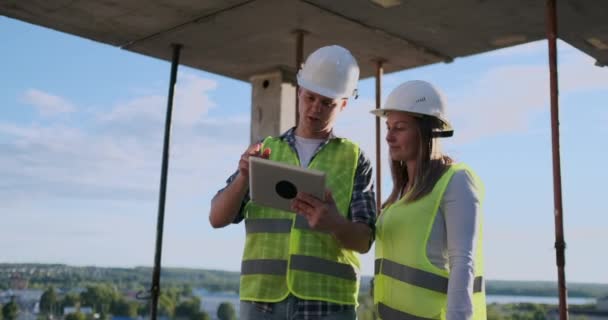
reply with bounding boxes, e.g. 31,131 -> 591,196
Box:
311,100 -> 322,112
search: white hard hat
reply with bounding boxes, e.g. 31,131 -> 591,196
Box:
371,80 -> 453,137
297,45 -> 360,99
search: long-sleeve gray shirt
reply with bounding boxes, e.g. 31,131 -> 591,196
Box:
426,169 -> 482,320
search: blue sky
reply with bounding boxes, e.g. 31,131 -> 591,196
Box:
1,16 -> 607,284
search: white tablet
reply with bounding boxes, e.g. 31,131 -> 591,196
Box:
249,157 -> 326,212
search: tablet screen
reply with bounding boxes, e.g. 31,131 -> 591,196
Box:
249,157 -> 326,212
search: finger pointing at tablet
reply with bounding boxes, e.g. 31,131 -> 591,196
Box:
238,143 -> 271,179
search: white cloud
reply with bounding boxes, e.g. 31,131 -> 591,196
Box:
173,73 -> 218,126
100,94 -> 165,123
559,53 -> 608,92
0,72 -> 254,269
100,73 -> 217,127
0,120 -> 249,203
448,64 -> 549,143
445,46 -> 608,144
20,89 -> 75,115
1,72 -> 248,205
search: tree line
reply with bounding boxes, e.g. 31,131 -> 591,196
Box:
1,284 -> 237,320
0,264 -> 239,293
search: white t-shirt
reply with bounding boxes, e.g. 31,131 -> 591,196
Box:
294,135 -> 325,168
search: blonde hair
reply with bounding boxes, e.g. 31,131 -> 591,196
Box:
383,116 -> 453,208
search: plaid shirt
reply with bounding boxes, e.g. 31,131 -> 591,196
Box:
219,127 -> 376,319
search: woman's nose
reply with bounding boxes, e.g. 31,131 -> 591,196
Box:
386,132 -> 394,142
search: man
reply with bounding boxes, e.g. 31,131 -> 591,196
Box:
209,45 -> 376,320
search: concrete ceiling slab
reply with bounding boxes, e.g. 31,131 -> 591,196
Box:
2,0 -> 606,81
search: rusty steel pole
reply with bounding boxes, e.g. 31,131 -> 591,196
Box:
546,0 -> 568,319
375,60 -> 384,211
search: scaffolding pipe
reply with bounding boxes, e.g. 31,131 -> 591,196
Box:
149,43 -> 182,320
295,30 -> 306,125
546,0 -> 568,319
375,60 -> 384,210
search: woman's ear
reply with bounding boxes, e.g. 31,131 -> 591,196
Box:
340,99 -> 348,111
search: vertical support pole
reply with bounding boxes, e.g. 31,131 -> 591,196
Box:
150,43 -> 182,320
295,30 -> 306,125
546,1 -> 568,319
374,60 -> 384,211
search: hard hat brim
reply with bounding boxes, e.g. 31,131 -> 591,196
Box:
370,108 -> 454,137
297,73 -> 351,99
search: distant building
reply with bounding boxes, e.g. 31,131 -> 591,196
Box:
1,289 -> 43,308
0,291 -> 12,304
10,289 -> 43,303
63,306 -> 94,315
9,273 -> 28,290
0,289 -> 42,319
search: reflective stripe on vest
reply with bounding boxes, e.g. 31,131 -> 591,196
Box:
245,219 -> 292,233
378,303 -> 435,320
374,259 -> 484,294
294,215 -> 311,230
244,216 -> 328,233
291,255 -> 357,281
242,255 -> 357,281
242,259 -> 287,275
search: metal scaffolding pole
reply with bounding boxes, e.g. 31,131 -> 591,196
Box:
149,43 -> 182,320
374,60 -> 384,210
295,30 -> 306,125
545,0 -> 568,319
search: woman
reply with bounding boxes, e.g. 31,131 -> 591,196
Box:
371,80 -> 486,320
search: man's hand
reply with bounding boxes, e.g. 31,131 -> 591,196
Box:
291,190 -> 346,233
237,143 -> 271,180
291,189 -> 373,253
209,143 -> 270,229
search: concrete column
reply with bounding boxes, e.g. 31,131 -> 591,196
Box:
250,69 -> 297,144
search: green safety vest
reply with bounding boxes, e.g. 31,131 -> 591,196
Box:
240,136 -> 361,305
374,163 -> 486,319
